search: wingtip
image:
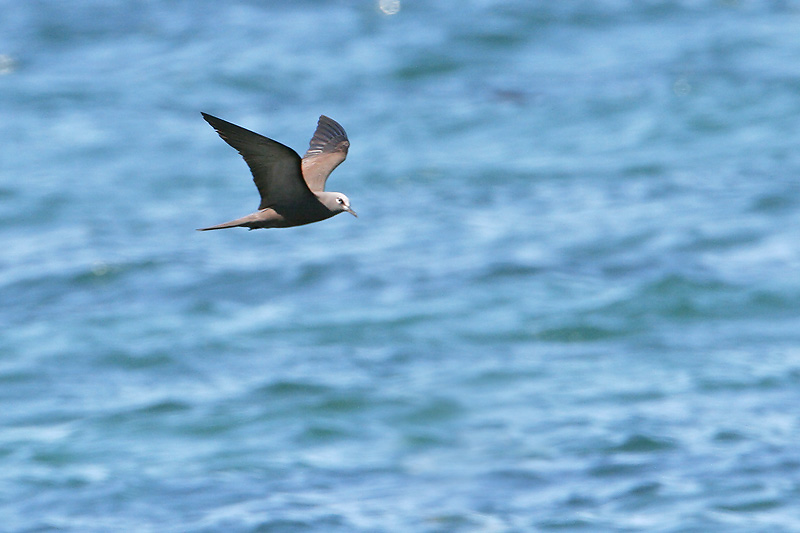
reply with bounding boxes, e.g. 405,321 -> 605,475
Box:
318,115 -> 341,127
306,115 -> 348,158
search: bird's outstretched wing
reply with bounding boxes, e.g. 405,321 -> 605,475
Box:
301,115 -> 349,192
202,113 -> 317,210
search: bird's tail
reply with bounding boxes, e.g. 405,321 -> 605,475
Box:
196,214 -> 258,231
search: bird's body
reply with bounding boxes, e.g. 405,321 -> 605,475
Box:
198,113 -> 356,231
197,196 -> 340,230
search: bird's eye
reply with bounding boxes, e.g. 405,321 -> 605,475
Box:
337,197 -> 344,204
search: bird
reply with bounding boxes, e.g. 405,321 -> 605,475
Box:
198,113 -> 356,231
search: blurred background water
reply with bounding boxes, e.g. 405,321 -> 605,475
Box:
2,0 -> 800,531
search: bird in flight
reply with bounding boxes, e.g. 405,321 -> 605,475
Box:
198,113 -> 356,231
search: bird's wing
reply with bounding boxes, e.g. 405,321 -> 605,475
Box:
301,115 -> 349,192
202,113 -> 317,210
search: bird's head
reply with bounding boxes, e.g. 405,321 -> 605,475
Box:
320,192 -> 357,218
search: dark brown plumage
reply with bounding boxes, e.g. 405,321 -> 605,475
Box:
198,113 -> 355,231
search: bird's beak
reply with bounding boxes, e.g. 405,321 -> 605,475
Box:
345,206 -> 358,218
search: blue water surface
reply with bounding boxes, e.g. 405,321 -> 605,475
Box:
2,1 -> 800,531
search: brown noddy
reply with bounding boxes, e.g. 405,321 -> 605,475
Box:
198,113 -> 356,231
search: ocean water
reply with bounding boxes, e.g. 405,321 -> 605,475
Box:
2,1 -> 800,531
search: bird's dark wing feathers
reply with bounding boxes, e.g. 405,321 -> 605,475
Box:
202,113 -> 316,210
301,115 -> 349,192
